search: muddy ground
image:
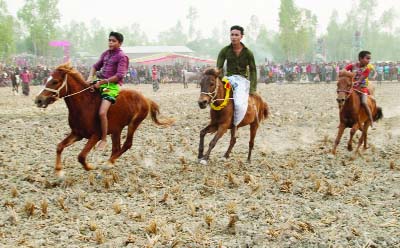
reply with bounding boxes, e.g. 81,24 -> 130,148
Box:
0,82 -> 399,247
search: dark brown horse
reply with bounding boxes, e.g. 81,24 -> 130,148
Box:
35,63 -> 173,178
332,70 -> 383,155
197,68 -> 269,164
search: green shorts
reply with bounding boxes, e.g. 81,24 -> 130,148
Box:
100,82 -> 120,104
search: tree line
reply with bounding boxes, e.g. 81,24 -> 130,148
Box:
0,0 -> 399,62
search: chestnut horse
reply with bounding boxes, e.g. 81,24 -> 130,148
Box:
197,68 -> 269,164
332,70 -> 383,155
35,63 -> 173,178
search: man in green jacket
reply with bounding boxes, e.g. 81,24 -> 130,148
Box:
217,25 -> 257,94
216,25 -> 257,137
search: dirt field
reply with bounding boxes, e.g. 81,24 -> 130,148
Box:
0,82 -> 399,248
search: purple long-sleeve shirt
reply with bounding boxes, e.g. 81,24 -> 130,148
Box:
93,48 -> 129,85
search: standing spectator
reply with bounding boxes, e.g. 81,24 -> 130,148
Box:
259,65 -> 266,83
151,65 -> 159,92
390,63 -> 397,81
336,63 -> 341,80
295,63 -> 301,81
397,62 -> 400,82
320,63 -> 326,82
383,63 -> 390,81
325,63 -> 333,82
20,67 -> 32,96
306,63 -> 312,82
130,67 -> 138,84
310,63 -> 317,82
376,63 -> 383,83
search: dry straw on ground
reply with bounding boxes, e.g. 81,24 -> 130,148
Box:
0,83 -> 399,247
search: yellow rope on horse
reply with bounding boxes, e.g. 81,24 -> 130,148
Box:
210,77 -> 231,111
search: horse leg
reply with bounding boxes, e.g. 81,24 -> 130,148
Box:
247,123 -> 258,163
332,124 -> 346,155
347,124 -> 358,151
223,128 -> 237,159
353,122 -> 370,156
55,132 -> 82,178
362,122 -> 370,150
112,118 -> 143,162
198,124 -> 217,159
78,135 -> 100,171
200,126 -> 228,164
107,130 -> 122,165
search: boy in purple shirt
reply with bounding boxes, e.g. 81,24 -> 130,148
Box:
86,31 -> 129,150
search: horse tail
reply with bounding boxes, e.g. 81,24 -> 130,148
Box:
147,99 -> 175,126
374,107 -> 383,122
261,100 -> 269,121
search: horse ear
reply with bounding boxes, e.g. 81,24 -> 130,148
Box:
214,69 -> 221,77
204,67 -> 220,77
58,61 -> 73,71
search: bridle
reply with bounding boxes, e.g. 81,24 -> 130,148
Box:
200,78 -> 234,104
336,76 -> 355,102
200,79 -> 220,104
38,74 -> 93,99
336,87 -> 353,99
39,75 -> 68,99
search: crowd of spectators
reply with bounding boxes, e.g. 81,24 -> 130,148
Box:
259,61 -> 400,83
1,56 -> 400,94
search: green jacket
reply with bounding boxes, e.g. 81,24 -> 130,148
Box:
217,43 -> 257,93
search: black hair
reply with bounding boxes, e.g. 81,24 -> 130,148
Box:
358,50 -> 371,59
109,31 -> 124,43
230,25 -> 244,35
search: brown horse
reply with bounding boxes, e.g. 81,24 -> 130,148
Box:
332,70 -> 383,155
35,63 -> 173,178
197,68 -> 269,164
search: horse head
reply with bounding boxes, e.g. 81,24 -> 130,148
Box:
336,70 -> 355,109
198,68 -> 220,109
35,62 -> 84,108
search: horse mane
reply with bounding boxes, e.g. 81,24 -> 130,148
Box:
56,62 -> 86,83
338,69 -> 355,78
204,68 -> 220,77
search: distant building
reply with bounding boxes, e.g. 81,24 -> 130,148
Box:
123,46 -> 194,59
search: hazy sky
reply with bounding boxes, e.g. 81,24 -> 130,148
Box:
5,0 -> 400,40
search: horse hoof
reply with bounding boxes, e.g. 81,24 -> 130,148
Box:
100,162 -> 114,171
327,154 -> 335,159
84,164 -> 96,171
55,170 -> 65,180
221,156 -> 228,161
199,159 -> 208,165
347,146 -> 353,151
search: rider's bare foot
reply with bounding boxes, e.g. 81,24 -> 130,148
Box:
97,140 -> 107,150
